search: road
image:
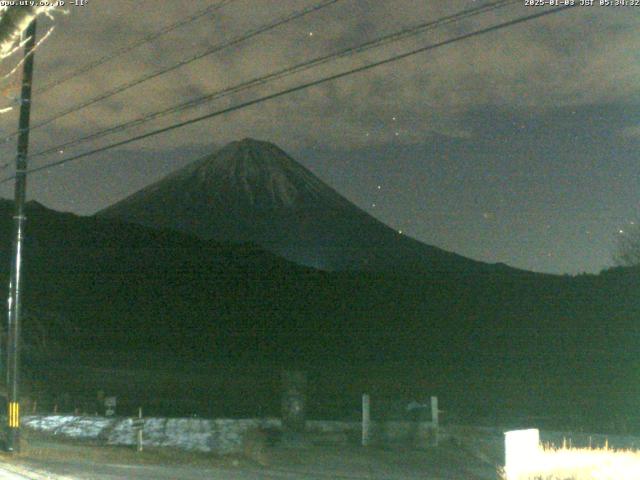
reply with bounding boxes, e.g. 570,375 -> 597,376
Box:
0,434 -> 500,479
0,451 -> 498,480
0,462 -> 488,480
0,462 -> 370,480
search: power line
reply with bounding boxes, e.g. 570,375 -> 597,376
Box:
6,4 -> 575,181
0,5 -> 576,184
0,0 -> 342,146
31,0 -> 518,160
35,0 -> 235,95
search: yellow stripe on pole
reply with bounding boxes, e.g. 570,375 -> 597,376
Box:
8,402 -> 19,428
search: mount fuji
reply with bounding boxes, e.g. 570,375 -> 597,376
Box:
98,138 -> 508,273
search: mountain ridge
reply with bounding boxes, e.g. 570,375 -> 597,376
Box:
0,198 -> 637,427
98,138 -> 518,274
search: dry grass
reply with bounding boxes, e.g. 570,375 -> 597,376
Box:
500,442 -> 640,480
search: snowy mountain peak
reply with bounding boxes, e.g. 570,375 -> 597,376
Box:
173,137 -> 349,211
100,138 -> 352,226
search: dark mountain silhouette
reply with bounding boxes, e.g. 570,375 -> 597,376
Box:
98,138 -> 512,274
0,201 -> 636,429
1,200 -> 639,426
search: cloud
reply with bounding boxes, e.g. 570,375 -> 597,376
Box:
0,0 -> 636,163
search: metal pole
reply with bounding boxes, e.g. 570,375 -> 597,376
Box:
362,393 -> 370,447
430,395 -> 439,447
137,407 -> 143,452
6,17 -> 36,453
430,396 -> 438,426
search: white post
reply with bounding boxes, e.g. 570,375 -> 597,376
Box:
362,394 -> 370,447
430,396 -> 439,426
137,407 -> 143,452
430,396 -> 439,446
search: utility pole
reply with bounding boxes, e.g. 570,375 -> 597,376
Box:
6,17 -> 36,453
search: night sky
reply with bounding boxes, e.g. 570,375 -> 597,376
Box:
0,0 -> 636,275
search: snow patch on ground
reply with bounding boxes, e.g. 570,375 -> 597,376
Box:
23,416 -> 114,439
23,415 -> 438,454
23,415 -> 283,454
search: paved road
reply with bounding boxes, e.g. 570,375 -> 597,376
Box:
0,438 -> 499,479
0,463 -> 286,480
0,455 -> 497,480
0,463 -> 393,480
0,463 -> 408,480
